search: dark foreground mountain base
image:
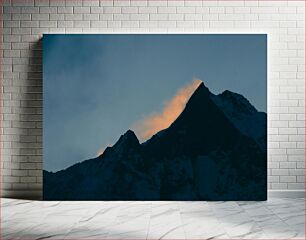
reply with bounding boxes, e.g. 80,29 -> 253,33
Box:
44,83 -> 267,201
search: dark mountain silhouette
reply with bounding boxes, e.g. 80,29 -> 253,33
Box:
211,90 -> 267,150
44,82 -> 267,200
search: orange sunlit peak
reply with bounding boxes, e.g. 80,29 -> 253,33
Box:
132,79 -> 203,141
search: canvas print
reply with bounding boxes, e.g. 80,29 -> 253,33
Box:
43,34 -> 267,200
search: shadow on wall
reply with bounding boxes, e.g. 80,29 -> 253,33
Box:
5,39 -> 43,200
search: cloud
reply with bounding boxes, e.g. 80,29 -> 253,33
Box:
133,79 -> 202,141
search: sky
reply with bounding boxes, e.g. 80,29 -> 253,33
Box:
43,34 -> 267,172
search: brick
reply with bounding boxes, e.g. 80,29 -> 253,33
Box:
195,7 -> 209,14
113,0 -> 130,6
279,128 -> 297,135
296,142 -> 304,149
103,7 -> 121,14
280,176 -> 296,183
279,114 -> 296,121
150,14 -> 167,21
131,0 -> 147,6
65,14 -> 83,20
121,20 -> 139,28
210,21 -> 234,28
99,14 -> 113,20
21,21 -> 39,27
251,6 -> 279,14
90,6 -> 104,13
74,21 -> 90,28
21,7 -> 39,13
4,50 -> 20,57
114,14 -> 129,21
39,21 -> 57,28
167,0 -> 184,7
12,170 -> 28,177
12,28 -> 31,35
65,0 -> 82,6
158,7 -> 176,14
121,7 -> 138,14
31,13 -> 49,20
297,162 -> 305,169
289,169 -> 305,176
287,149 -> 305,155
280,162 -> 296,169
139,21 -> 157,28
50,14 -> 65,20
272,169 -> 289,176
168,14 -> 184,21
280,49 -> 297,57
2,169 -> 12,177
74,7 -> 90,14
3,13 -> 12,21
297,176 -> 305,183
177,21 -> 194,28
3,7 -> 21,13
269,162 -> 279,169
251,20 -> 279,28
83,13 -> 99,20
177,7 -> 196,14
49,0 -> 65,6
98,0 -> 113,6
289,121 -> 304,128
20,176 -> 36,183
139,7 -> 157,14
83,0 -> 99,6
57,7 -> 73,14
148,0 -> 167,7
4,176 -> 20,183
268,176 -> 279,183
57,21 -> 73,28
130,14 -> 149,21
12,14 -> 31,20
288,183 -> 305,189
218,1 -> 244,6
185,14 -> 202,21
219,14 -> 244,21
4,20 -> 20,28
28,170 -> 42,177
279,7 -> 297,14
90,21 -> 108,28
35,0 -> 49,6
185,0 -> 202,6
158,21 -> 176,28
234,7 -> 251,13
12,0 -> 34,7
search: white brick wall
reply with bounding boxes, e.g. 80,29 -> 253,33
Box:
1,0 -> 305,199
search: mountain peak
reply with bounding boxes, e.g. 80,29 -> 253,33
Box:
121,129 -> 139,143
112,129 -> 140,151
219,90 -> 257,114
125,129 -> 137,137
221,90 -> 244,99
185,81 -> 211,109
195,81 -> 208,92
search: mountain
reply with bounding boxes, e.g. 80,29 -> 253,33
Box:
211,90 -> 267,150
44,82 -> 267,201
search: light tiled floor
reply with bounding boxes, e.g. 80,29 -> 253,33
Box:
1,198 -> 305,239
